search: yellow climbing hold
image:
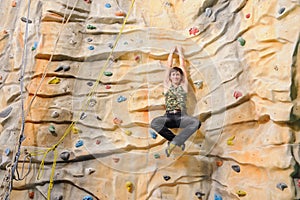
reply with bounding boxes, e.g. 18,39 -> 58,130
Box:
125,181 -> 133,192
124,130 -> 132,136
227,135 -> 235,145
71,126 -> 81,134
48,77 -> 61,84
236,190 -> 247,197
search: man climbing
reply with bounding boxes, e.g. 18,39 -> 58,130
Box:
151,45 -> 201,157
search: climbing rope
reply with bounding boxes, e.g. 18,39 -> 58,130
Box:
4,0 -> 32,199
34,0 -> 136,199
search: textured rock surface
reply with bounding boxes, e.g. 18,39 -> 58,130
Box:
0,0 -> 300,199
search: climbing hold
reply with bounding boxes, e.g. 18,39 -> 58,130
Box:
189,27 -> 200,36
83,195 -> 93,200
237,37 -> 246,46
87,81 -> 93,86
150,130 -> 157,139
245,13 -> 251,19
105,3 -> 111,8
104,71 -> 113,76
84,0 -> 92,3
87,168 -> 95,175
124,41 -> 128,45
75,140 -> 84,148
232,165 -> 240,173
278,7 -> 285,14
115,11 -> 126,17
216,160 -> 223,167
163,175 -> 171,181
276,182 -> 288,191
117,95 -> 127,103
113,117 -> 123,124
80,112 -> 87,120
112,157 -> 120,163
88,46 -> 94,50
87,25 -> 96,30
96,139 -> 101,145
88,99 -> 97,107
0,106 -> 13,118
54,195 -> 63,200
60,151 -> 70,161
233,91 -> 242,99
108,43 -> 113,49
154,153 -> 160,159
194,80 -> 203,89
48,77 -> 61,84
227,136 -> 235,145
195,192 -> 205,199
51,111 -> 59,118
125,181 -> 133,192
29,191 -> 34,199
105,85 -> 111,89
135,55 -> 140,61
236,190 -> 247,197
214,194 -> 222,200
12,1 -> 17,7
96,116 -> 102,121
54,66 -> 63,72
71,126 -> 81,134
87,38 -> 93,42
21,17 -> 32,23
205,7 -> 212,17
63,65 -> 70,71
4,148 -> 10,156
164,2 -> 172,7
31,41 -> 38,51
124,130 -> 132,136
48,125 -> 56,134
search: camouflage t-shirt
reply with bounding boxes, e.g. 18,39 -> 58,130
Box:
165,85 -> 187,111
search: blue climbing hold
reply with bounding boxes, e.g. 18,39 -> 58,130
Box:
214,194 -> 222,200
88,46 -> 94,50
105,3 -> 111,8
32,41 -> 38,51
149,130 -> 157,139
75,140 -> 84,148
83,195 -> 93,200
5,148 -> 10,156
117,95 -> 127,103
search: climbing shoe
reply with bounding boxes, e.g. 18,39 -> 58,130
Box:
165,142 -> 176,157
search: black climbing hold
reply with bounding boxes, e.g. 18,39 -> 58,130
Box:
87,38 -> 93,42
60,151 -> 70,161
231,165 -> 240,173
54,66 -> 64,72
276,182 -> 288,191
96,116 -> 102,120
21,17 -> 32,23
54,195 -> 63,200
163,175 -> 171,181
195,192 -> 205,199
278,7 -> 285,14
0,106 -> 12,118
87,81 -> 93,86
63,65 -> 70,71
108,43 -> 113,49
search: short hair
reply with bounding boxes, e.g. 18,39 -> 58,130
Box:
169,67 -> 184,77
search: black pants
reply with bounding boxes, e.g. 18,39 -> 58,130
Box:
150,112 -> 201,146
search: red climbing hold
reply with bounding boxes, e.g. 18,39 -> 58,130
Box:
112,157 -> 120,163
233,91 -> 242,99
113,117 -> 123,124
11,1 -> 17,7
245,13 -> 251,19
115,11 -> 126,17
189,27 -> 200,36
135,55 -> 140,61
29,191 -> 34,199
105,85 -> 111,89
96,140 -> 101,145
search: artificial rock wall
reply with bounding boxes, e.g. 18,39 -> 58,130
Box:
0,0 -> 300,200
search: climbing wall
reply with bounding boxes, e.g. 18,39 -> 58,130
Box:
0,0 -> 300,199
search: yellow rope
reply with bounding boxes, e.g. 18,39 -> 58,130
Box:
35,0 -> 136,199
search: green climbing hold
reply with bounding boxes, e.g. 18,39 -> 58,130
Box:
104,71 -> 113,76
238,37 -> 246,46
154,153 -> 160,159
48,125 -> 56,134
87,25 -> 96,30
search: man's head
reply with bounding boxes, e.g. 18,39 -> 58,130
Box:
169,67 -> 184,85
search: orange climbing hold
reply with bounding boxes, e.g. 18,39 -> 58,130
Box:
216,160 -> 223,167
11,1 -> 17,7
115,11 -> 126,17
